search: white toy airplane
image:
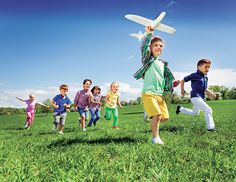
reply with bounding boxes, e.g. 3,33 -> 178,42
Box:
125,12 -> 176,41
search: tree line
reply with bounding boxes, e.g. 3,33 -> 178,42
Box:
0,86 -> 235,115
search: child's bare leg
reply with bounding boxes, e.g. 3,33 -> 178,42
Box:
59,125 -> 64,132
151,115 -> 161,138
81,116 -> 85,129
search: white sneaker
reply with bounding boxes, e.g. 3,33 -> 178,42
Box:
25,123 -> 28,128
83,128 -> 86,132
52,125 -> 57,131
152,137 -> 164,145
59,131 -> 64,135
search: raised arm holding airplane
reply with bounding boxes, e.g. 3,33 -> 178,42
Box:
125,12 -> 176,41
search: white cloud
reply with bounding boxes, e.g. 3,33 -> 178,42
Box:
167,0 -> 176,7
0,82 -> 142,108
125,55 -> 136,62
2,68 -> 234,108
100,82 -> 141,101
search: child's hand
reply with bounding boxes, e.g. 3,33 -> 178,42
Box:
74,107 -> 77,112
208,92 -> 216,99
173,80 -> 180,87
54,104 -> 59,109
181,89 -> 186,96
145,26 -> 154,34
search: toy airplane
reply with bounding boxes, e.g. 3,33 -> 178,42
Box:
125,12 -> 176,41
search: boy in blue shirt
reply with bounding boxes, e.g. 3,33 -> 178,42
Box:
176,59 -> 216,131
51,84 -> 71,134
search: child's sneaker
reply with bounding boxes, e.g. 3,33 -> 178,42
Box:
152,137 -> 164,145
59,131 -> 64,135
83,128 -> 86,132
176,105 -> 181,115
52,125 -> 57,131
207,128 -> 218,132
104,115 -> 107,120
113,126 -> 120,129
25,123 -> 28,129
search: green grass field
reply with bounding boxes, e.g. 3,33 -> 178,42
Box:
0,100 -> 235,181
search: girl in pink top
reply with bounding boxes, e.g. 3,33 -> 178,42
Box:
16,94 -> 49,129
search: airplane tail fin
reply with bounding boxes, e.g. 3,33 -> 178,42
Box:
129,31 -> 145,41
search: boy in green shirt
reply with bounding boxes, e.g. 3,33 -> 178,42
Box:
134,26 -> 180,144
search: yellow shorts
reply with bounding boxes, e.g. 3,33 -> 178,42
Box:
142,93 -> 169,120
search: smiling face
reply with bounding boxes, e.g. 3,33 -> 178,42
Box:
110,82 -> 119,93
83,80 -> 91,91
150,37 -> 163,58
94,88 -> 101,95
60,88 -> 68,96
198,63 -> 211,75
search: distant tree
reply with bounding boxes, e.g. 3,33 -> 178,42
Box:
228,87 -> 236,99
42,99 -> 53,114
208,85 -> 229,99
120,101 -> 128,106
129,100 -> 134,105
136,97 -> 142,104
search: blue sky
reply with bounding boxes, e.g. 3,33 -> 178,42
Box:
1,0 -> 236,107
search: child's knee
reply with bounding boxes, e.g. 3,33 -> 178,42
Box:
161,118 -> 169,122
193,111 -> 200,116
205,108 -> 212,114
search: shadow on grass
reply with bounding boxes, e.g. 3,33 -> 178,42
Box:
37,127 -> 78,135
35,114 -> 49,117
160,125 -> 185,133
2,127 -> 25,131
48,136 -> 144,148
141,125 -> 185,133
123,111 -> 143,115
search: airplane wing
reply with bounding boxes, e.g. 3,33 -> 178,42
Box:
125,14 -> 153,26
157,23 -> 176,34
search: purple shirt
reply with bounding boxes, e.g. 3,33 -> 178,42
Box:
25,99 -> 36,113
89,94 -> 103,110
74,89 -> 91,109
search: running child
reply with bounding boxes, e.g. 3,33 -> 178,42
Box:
104,82 -> 123,129
87,86 -> 103,127
74,79 -> 93,131
16,94 -> 49,129
51,84 -> 71,134
176,59 -> 216,131
134,26 -> 180,144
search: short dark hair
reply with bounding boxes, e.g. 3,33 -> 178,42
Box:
91,86 -> 101,94
83,79 -> 92,85
60,84 -> 68,91
151,37 -> 163,45
197,59 -> 211,67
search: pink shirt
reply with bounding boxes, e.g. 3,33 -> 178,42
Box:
25,99 -> 37,113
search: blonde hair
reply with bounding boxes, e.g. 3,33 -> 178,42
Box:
29,94 -> 36,98
110,82 -> 119,88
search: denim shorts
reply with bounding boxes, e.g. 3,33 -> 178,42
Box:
77,107 -> 88,117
